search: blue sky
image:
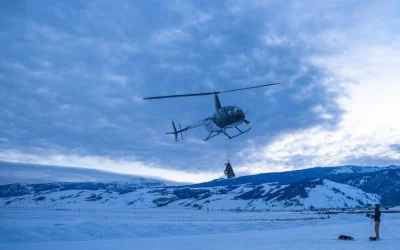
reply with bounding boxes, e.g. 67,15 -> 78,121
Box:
1,0 -> 400,183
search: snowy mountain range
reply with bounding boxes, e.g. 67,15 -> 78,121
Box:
2,162 -> 399,210
0,178 -> 380,211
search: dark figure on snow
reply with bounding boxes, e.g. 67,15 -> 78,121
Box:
338,235 -> 353,240
374,204 -> 381,240
224,161 -> 235,179
367,204 -> 381,240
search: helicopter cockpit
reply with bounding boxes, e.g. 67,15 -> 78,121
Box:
227,106 -> 245,117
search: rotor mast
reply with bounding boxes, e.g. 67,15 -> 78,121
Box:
214,94 -> 222,110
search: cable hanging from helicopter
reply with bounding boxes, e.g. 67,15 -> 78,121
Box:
142,83 -> 280,142
223,135 -> 236,178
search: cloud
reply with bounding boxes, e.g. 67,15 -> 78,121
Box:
104,73 -> 128,86
261,34 -> 295,47
237,124 -> 400,174
204,35 -> 224,46
26,22 -> 71,42
156,63 -> 203,74
1,61 -> 59,82
1,0 -> 399,183
151,29 -> 191,46
391,144 -> 400,153
0,150 -> 220,183
167,1 -> 213,28
312,105 -> 333,120
232,0 -> 400,174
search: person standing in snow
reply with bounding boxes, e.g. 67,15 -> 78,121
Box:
368,204 -> 382,240
374,204 -> 381,240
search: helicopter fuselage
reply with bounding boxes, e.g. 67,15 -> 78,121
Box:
204,106 -> 246,132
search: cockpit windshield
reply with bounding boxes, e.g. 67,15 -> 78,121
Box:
233,107 -> 243,114
227,106 -> 243,116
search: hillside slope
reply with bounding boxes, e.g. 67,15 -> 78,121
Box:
0,178 -> 380,211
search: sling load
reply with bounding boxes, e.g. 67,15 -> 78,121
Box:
223,136 -> 236,178
224,161 -> 236,178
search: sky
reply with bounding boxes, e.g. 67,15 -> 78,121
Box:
1,0 -> 400,183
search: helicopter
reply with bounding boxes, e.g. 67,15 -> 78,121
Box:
143,83 -> 280,142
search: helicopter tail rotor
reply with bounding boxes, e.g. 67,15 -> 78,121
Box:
166,121 -> 185,143
166,121 -> 178,143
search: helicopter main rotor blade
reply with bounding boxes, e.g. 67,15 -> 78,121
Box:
218,83 -> 280,94
143,82 -> 280,100
143,91 -> 217,100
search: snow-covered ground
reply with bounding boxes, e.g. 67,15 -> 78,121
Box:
1,207 -> 399,250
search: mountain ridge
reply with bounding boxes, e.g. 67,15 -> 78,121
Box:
190,165 -> 400,188
0,178 -> 380,211
1,164 -> 399,209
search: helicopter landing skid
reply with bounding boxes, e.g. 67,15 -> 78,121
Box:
203,126 -> 251,141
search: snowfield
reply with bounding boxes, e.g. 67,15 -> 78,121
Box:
1,207 -> 399,250
1,165 -> 399,249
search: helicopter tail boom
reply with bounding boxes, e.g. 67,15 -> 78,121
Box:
166,120 -> 208,142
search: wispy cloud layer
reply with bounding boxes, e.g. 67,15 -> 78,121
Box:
0,150 -> 220,183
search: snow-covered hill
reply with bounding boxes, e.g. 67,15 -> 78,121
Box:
192,165 -> 400,188
2,163 -> 399,210
189,166 -> 400,206
328,168 -> 400,206
328,165 -> 399,174
0,178 -> 380,211
0,179 -> 166,199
